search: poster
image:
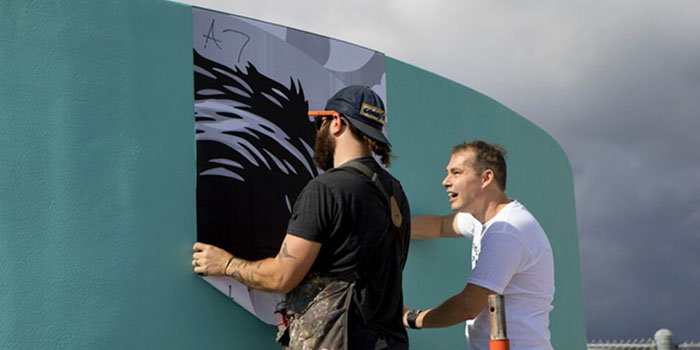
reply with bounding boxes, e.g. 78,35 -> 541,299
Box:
192,7 -> 387,324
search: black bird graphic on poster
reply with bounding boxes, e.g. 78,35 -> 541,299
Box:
194,49 -> 318,260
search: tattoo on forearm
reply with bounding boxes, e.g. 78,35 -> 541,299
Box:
227,258 -> 263,289
279,242 -> 297,263
231,270 -> 244,283
247,269 -> 260,287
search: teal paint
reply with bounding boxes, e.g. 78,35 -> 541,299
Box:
0,1 -> 276,349
386,58 -> 587,349
0,1 -> 585,349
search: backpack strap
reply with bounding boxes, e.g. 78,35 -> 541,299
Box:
338,159 -> 404,229
337,160 -> 408,333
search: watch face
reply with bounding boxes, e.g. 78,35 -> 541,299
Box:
407,309 -> 420,328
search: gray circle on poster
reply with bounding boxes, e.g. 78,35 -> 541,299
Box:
286,28 -> 331,66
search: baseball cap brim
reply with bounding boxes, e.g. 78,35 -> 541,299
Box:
308,110 -> 391,147
344,114 -> 391,147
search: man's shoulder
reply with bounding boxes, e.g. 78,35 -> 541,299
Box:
310,158 -> 406,204
348,157 -> 403,188
313,167 -> 365,186
319,158 -> 386,184
487,200 -> 551,252
300,169 -> 368,203
487,201 -> 542,234
499,200 -> 539,225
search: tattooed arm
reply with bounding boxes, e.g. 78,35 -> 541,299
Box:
192,234 -> 321,294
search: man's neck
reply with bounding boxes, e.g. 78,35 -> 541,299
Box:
333,139 -> 371,168
472,193 -> 511,223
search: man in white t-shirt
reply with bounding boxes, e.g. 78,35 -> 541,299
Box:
404,140 -> 554,350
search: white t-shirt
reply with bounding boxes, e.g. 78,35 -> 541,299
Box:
456,200 -> 554,350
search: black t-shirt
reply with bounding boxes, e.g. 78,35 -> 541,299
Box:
287,156 -> 411,348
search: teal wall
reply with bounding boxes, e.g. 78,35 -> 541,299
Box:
0,1 -> 276,349
0,1 -> 585,349
387,58 -> 587,349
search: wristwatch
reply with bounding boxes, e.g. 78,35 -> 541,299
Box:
406,309 -> 422,329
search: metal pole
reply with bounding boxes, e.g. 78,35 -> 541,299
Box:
655,328 -> 673,350
488,294 -> 509,350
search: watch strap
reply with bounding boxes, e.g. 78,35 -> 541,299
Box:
407,309 -> 421,329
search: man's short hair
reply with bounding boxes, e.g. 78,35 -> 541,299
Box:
452,140 -> 507,191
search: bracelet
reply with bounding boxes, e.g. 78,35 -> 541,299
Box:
224,256 -> 235,275
406,309 -> 422,329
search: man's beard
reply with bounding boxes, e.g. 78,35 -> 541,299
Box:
313,125 -> 335,171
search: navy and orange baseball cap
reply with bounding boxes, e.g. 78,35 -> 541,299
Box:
309,85 -> 390,146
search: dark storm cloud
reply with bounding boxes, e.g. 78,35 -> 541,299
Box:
503,6 -> 700,341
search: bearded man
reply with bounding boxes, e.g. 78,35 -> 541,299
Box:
193,85 -> 411,350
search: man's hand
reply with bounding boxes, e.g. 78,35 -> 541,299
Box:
192,242 -> 233,277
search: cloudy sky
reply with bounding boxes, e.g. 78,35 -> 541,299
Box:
180,0 -> 700,342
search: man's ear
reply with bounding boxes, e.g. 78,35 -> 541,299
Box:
329,116 -> 345,136
481,169 -> 494,189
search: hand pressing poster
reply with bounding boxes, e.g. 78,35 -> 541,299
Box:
192,7 -> 387,324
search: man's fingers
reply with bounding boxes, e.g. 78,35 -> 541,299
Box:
194,265 -> 207,275
193,242 -> 206,252
192,242 -> 228,277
